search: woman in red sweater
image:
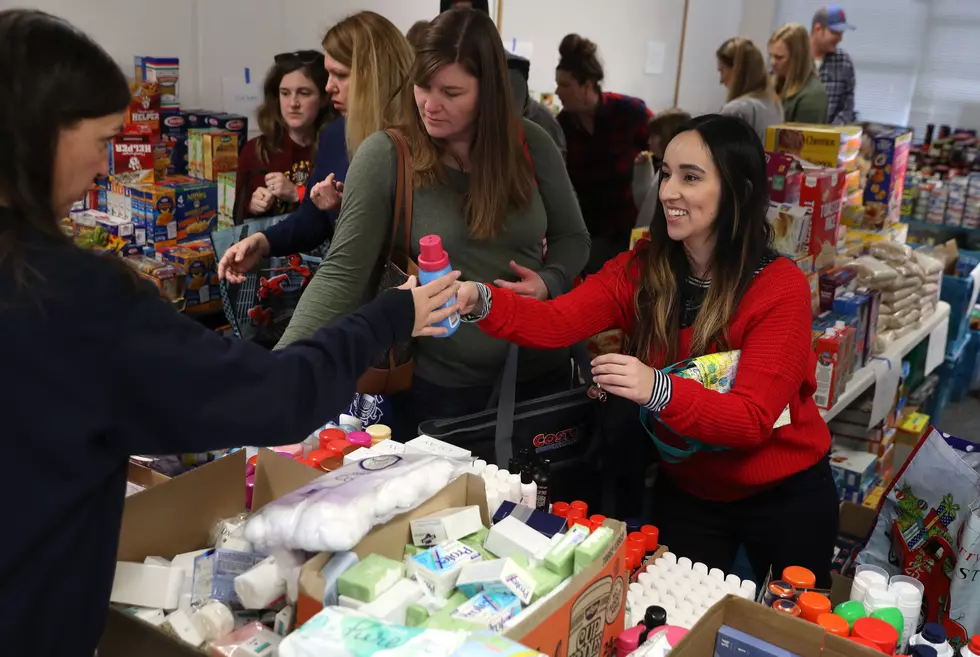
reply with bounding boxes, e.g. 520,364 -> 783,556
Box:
457,114 -> 838,586
235,50 -> 336,221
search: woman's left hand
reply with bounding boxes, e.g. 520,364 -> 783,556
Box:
591,354 -> 655,405
265,172 -> 299,203
494,260 -> 548,301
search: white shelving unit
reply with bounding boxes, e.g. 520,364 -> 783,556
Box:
821,302 -> 951,423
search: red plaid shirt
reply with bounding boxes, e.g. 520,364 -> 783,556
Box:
559,93 -> 652,238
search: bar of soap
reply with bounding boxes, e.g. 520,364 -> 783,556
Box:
411,506 -> 484,547
423,615 -> 484,631
111,562 -> 183,610
124,606 -> 166,627
360,578 -> 424,625
164,609 -> 203,647
404,544 -> 426,560
406,603 -> 430,627
455,558 -> 536,605
484,516 -> 552,562
450,591 -> 522,632
574,526 -> 614,575
529,565 -> 565,602
407,541 -> 481,599
460,527 -> 490,552
404,436 -> 472,460
337,554 -> 404,603
544,525 -> 591,578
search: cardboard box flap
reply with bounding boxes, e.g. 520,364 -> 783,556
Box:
252,449 -> 323,511
117,450 -> 245,562
127,461 -> 171,489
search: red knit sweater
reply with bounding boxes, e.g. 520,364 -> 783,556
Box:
479,246 -> 831,502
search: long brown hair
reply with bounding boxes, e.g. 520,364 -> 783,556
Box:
631,115 -> 774,365
401,8 -> 534,239
323,11 -> 414,157
0,10 -> 130,285
717,37 -> 780,107
255,51 -> 333,164
557,34 -> 604,93
769,23 -> 815,100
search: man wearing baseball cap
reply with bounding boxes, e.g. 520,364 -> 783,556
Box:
810,4 -> 856,124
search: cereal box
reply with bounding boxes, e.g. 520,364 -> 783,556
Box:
766,202 -> 811,257
629,227 -> 650,249
201,132 -> 239,181
161,240 -> 220,312
126,85 -> 161,136
840,188 -> 865,228
110,133 -> 155,185
863,129 -> 912,227
764,123 -> 863,168
134,57 -> 179,109
765,152 -> 802,203
799,168 -> 846,271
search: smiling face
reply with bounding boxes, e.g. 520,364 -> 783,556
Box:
53,113 -> 123,217
717,59 -> 733,88
414,62 -> 480,141
768,40 -> 790,78
279,70 -> 322,131
659,130 -> 722,248
324,54 -> 351,116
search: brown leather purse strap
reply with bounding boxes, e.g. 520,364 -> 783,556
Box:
384,129 -> 414,259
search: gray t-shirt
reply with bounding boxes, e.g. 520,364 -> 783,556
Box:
276,119 -> 590,387
719,95 -> 784,142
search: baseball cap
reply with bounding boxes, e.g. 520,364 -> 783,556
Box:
813,4 -> 856,32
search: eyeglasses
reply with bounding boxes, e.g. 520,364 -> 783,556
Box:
274,50 -> 323,66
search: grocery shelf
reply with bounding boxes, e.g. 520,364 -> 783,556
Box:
901,218 -> 980,236
820,301 -> 951,423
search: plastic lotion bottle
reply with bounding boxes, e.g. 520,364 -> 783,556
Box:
417,235 -> 460,337
520,470 -> 538,508
962,636 -> 980,657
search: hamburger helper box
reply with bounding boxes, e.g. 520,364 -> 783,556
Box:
296,476 -> 629,657
800,168 -> 847,272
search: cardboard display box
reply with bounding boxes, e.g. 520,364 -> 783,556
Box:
99,450 -> 322,657
127,460 -> 171,492
671,595 -> 880,657
296,475 -> 629,657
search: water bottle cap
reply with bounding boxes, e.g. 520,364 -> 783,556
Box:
922,622 -> 947,644
418,234 -> 449,271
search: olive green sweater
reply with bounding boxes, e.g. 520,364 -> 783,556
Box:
276,120 -> 591,387
782,73 -> 829,124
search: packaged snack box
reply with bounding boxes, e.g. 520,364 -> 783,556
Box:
765,152 -> 802,203
161,240 -> 220,311
799,168 -> 846,271
765,123 -> 863,168
206,113 -> 248,153
110,133 -> 155,185
217,171 -> 237,218
766,202 -> 811,257
134,56 -> 179,109
863,129 -> 912,227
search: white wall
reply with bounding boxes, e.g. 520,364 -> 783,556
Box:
25,0 -> 774,118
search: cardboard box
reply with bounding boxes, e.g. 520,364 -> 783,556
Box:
201,131 -> 239,181
670,595 -> 875,657
766,202 -> 811,258
764,123 -> 863,168
99,451 -> 323,657
110,133 -> 155,185
800,168 -> 847,271
841,224 -> 909,254
135,56 -> 180,109
296,476 -> 629,657
160,240 -> 220,311
765,152 -> 802,204
863,129 -> 912,227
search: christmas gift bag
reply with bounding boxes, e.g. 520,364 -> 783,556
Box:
855,429 -> 980,650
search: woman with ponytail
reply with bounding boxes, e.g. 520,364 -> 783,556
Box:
716,37 -> 784,141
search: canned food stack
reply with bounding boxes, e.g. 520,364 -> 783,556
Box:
926,180 -> 949,225
623,551 -> 756,630
945,175 -> 969,227
849,564 -> 924,652
963,172 -> 980,229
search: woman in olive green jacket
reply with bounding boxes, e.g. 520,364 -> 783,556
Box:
769,23 -> 828,124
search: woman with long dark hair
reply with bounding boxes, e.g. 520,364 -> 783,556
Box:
457,114 -> 838,586
716,37 -> 783,141
276,8 -> 590,437
0,10 -> 459,654
235,50 -> 334,220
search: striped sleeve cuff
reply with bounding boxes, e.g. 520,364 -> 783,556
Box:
643,369 -> 672,413
461,282 -> 493,323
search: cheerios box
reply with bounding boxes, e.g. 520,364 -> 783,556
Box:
765,123 -> 863,168
863,129 -> 912,227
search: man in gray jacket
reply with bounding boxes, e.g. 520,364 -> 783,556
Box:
440,0 -> 567,158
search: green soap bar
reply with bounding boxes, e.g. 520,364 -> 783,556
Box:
406,604 -> 430,627
530,565 -> 564,602
546,525 -> 591,578
423,615 -> 484,631
510,554 -> 531,570
429,590 -> 469,620
460,526 -> 489,550
404,544 -> 425,559
574,526 -> 613,575
337,553 -> 405,603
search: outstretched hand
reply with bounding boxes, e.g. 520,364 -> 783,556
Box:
399,272 -> 462,337
494,260 -> 548,301
591,354 -> 655,405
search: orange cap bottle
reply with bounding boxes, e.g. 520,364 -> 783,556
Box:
782,566 -> 817,590
817,613 -> 850,638
798,592 -> 832,622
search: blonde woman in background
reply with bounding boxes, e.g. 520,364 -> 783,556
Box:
768,23 -> 828,124
219,11 -> 414,284
717,37 -> 784,140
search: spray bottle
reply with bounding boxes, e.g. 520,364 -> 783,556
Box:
417,235 -> 460,337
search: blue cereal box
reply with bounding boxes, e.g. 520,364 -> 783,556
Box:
863,129 -> 912,227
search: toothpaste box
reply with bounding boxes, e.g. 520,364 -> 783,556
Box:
411,506 -> 484,547
456,558 -> 536,605
450,591 -> 522,632
407,541 -> 482,599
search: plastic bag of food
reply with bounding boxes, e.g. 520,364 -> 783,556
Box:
882,285 -> 917,304
886,291 -> 920,314
922,282 -> 939,296
893,260 -> 925,282
847,256 -> 899,285
870,241 -> 913,264
914,250 -> 944,277
874,329 -> 896,354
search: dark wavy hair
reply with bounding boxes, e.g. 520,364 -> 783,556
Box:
631,114 -> 774,365
255,52 -> 333,164
0,9 -> 130,281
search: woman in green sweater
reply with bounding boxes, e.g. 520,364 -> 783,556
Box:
769,23 -> 828,124
277,7 -> 590,436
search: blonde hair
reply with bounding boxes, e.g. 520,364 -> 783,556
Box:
717,37 -> 780,107
322,11 -> 414,156
769,23 -> 815,100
